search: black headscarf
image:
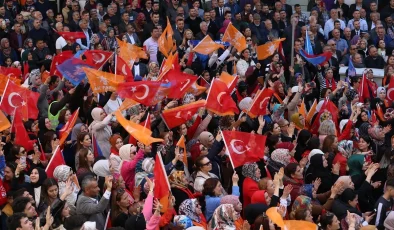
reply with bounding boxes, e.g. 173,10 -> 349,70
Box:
30,167 -> 47,188
305,154 -> 333,193
295,130 -> 311,161
38,117 -> 50,142
125,213 -> 146,230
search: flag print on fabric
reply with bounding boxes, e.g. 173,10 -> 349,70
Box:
221,22 -> 247,52
84,50 -> 113,69
0,79 -> 39,121
205,79 -> 239,116
161,100 -> 206,129
359,73 -> 375,104
222,130 -> 267,168
116,56 -> 133,81
46,146 -> 66,178
57,32 -> 86,42
82,67 -> 125,93
0,111 -> 10,132
176,135 -> 187,166
13,109 -> 36,151
193,35 -> 225,55
56,58 -> 93,85
0,66 -> 22,78
256,38 -> 286,60
218,71 -> 238,91
160,69 -> 198,99
247,88 -> 274,118
92,134 -> 104,158
117,81 -> 162,106
59,108 -> 79,146
50,51 -> 73,76
158,17 -> 175,57
0,74 -> 21,95
154,152 -> 171,213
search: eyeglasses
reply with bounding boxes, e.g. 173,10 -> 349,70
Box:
246,39 -> 252,41
202,161 -> 211,166
280,123 -> 289,128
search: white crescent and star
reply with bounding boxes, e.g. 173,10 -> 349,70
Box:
230,139 -> 250,154
259,97 -> 270,110
8,92 -> 22,108
217,92 -> 226,106
180,79 -> 191,92
135,84 -> 149,100
121,64 -> 128,76
94,53 -> 105,64
388,88 -> 394,101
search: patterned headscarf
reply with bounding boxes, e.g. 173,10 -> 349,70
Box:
53,165 -> 72,182
291,195 -> 312,215
182,93 -> 195,105
271,149 -> 291,166
346,89 -> 357,102
209,204 -> 237,230
368,125 -> 384,143
179,199 -> 201,222
242,163 -> 260,182
174,215 -> 193,229
169,170 -> 187,189
338,140 -> 354,158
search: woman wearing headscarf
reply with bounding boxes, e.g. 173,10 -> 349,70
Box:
173,215 -> 193,229
305,154 -> 340,193
109,134 -> 123,174
101,27 -> 118,51
119,144 -> 144,191
271,81 -> 287,105
21,38 -> 34,59
53,165 -> 80,209
267,148 -> 293,176
0,38 -> 18,65
331,188 -> 362,220
242,163 -> 261,209
217,19 -> 231,39
88,107 -> 113,158
295,130 -> 312,162
168,170 -> 196,211
290,113 -> 305,131
220,195 -> 244,230
333,140 -> 354,176
178,198 -> 207,229
26,167 -> 47,208
208,204 -> 239,230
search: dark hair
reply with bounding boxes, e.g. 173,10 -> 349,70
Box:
340,188 -> 357,204
7,212 -> 27,230
294,208 -> 309,220
307,137 -> 320,150
322,135 -> 336,154
319,212 -> 336,229
63,215 -> 87,230
387,179 -> 394,188
284,163 -> 298,178
58,109 -> 70,124
194,155 -> 208,171
12,197 -> 32,213
13,188 -> 29,199
202,178 -> 220,197
294,4 -> 300,7
41,178 -> 59,206
8,144 -> 23,162
78,148 -> 92,171
76,132 -> 91,151
266,133 -> 280,152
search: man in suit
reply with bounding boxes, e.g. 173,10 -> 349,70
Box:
125,24 -> 141,46
118,11 -> 131,34
9,22 -> 27,56
280,0 -> 292,20
215,0 -> 225,21
350,20 -> 366,37
132,58 -> 149,78
173,17 -> 186,46
77,175 -> 113,230
76,19 -> 93,50
203,11 -> 218,36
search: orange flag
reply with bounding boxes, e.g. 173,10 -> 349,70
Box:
206,79 -> 239,116
193,35 -> 224,55
266,207 -> 317,230
157,52 -> 178,81
118,98 -> 139,111
376,104 -> 386,121
256,38 -> 286,60
0,74 -> 21,95
218,71 -> 238,91
154,152 -> 171,213
306,99 -> 317,128
187,82 -> 208,96
176,135 -> 187,166
158,17 -> 174,57
82,67 -> 125,93
0,110 -> 10,132
117,38 -> 148,61
41,71 -> 50,83
299,98 -> 307,121
114,110 -> 163,146
221,22 -> 247,52
59,108 -> 79,146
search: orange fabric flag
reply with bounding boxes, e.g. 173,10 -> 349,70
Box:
41,71 -> 50,83
118,98 -> 139,111
0,74 -> 21,95
117,38 -> 148,61
306,99 -> 317,128
176,135 -> 187,166
0,110 -> 10,132
218,71 -> 238,91
82,67 -> 125,93
376,104 -> 386,121
158,17 -> 174,57
266,207 -> 285,228
256,38 -> 286,60
59,108 -> 79,146
157,52 -> 178,81
187,82 -> 208,96
221,22 -> 247,52
299,98 -> 307,121
115,110 -> 163,146
193,35 -> 224,55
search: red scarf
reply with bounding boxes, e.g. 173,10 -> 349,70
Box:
110,147 -> 119,155
325,78 -> 337,90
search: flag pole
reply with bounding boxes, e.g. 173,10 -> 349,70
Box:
290,16 -> 297,67
45,145 -> 60,173
220,129 -> 235,169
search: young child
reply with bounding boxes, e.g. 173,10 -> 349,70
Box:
375,179 -> 394,229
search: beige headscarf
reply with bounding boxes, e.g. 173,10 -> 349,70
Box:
118,144 -> 137,171
199,131 -> 214,147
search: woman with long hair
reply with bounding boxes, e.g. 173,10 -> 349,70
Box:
38,178 -> 73,214
76,148 -> 94,177
75,132 -> 92,170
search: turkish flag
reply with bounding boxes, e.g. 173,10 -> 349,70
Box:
115,110 -> 163,146
161,100 -> 206,129
222,130 -> 267,168
45,146 -> 66,178
157,52 -> 180,81
387,77 -> 394,103
359,73 -> 375,104
117,81 -> 162,106
116,56 -> 133,81
206,79 -> 239,116
50,51 -> 73,76
82,67 -> 124,93
161,69 -> 198,99
0,67 -> 22,79
59,108 -> 79,146
0,74 -> 21,95
84,50 -> 113,69
13,110 -> 35,151
154,152 -> 170,212
247,88 -> 274,118
0,80 -> 39,121
0,111 -> 10,132
310,99 -> 339,135
57,32 -> 86,42
218,71 -> 238,92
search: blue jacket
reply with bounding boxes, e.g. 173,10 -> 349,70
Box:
205,186 -> 240,221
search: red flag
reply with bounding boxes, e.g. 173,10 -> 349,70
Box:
13,110 -> 35,151
161,69 -> 198,99
0,80 -> 39,121
157,52 -> 180,81
247,88 -> 274,118
116,56 -> 133,81
371,110 -> 377,124
59,108 -> 79,146
161,100 -> 206,129
57,32 -> 86,42
206,79 -> 239,116
218,71 -> 238,92
0,67 -> 22,79
310,99 -> 339,135
45,146 -> 66,178
37,138 -> 47,161
359,73 -> 375,103
23,61 -> 29,80
84,50 -> 113,69
154,152 -> 170,207
50,51 -> 74,76
117,81 -> 162,105
387,77 -> 394,103
376,104 -> 386,121
222,130 -> 267,168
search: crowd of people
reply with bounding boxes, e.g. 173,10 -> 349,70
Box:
2,0 -> 394,229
